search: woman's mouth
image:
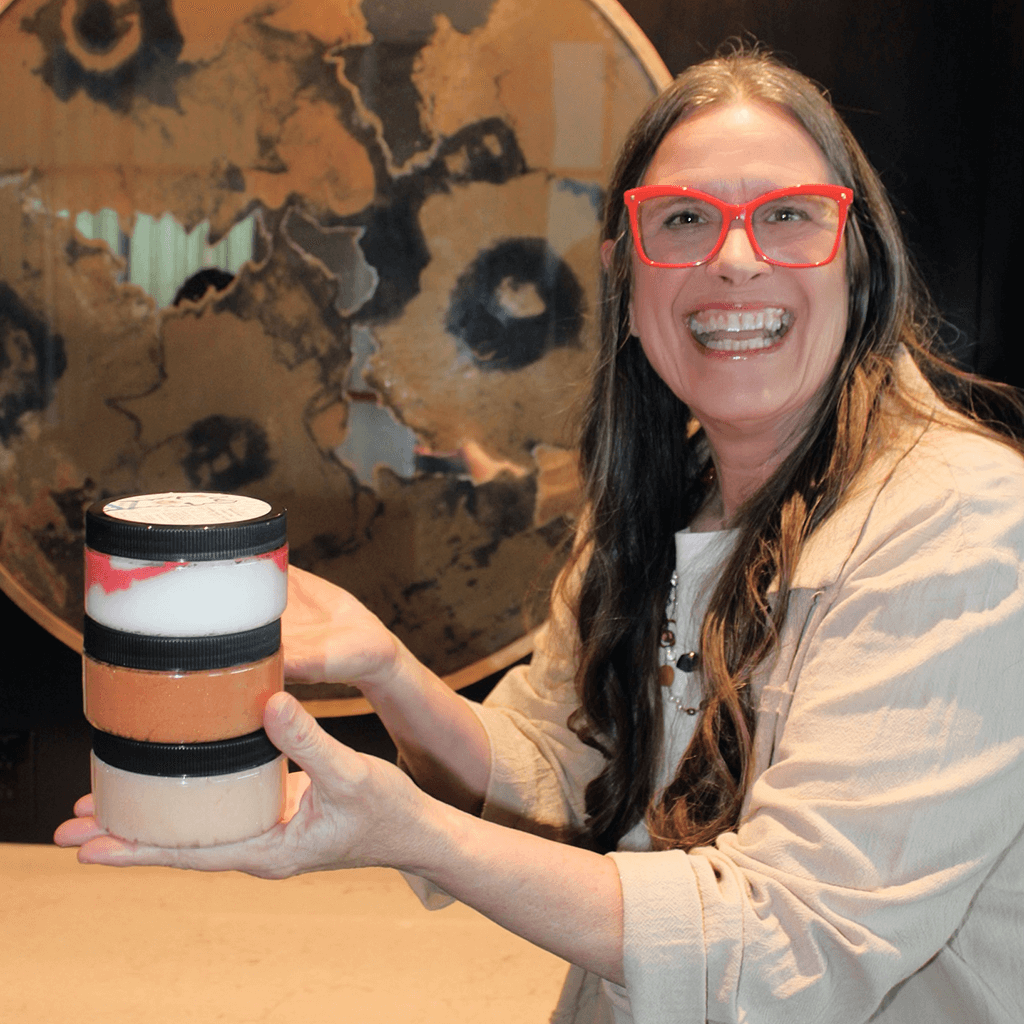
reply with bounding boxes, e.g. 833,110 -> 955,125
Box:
687,307 -> 793,352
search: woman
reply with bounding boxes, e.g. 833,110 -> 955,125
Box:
57,49 -> 1024,1023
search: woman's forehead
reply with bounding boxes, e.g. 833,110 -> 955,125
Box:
641,100 -> 835,196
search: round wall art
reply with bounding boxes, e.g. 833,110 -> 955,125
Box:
0,0 -> 668,710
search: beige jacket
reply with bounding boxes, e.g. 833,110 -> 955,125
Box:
414,385 -> 1024,1024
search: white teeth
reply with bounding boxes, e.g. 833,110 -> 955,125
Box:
702,334 -> 777,352
687,307 -> 793,351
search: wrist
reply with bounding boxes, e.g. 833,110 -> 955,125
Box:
389,786 -> 464,878
356,637 -> 433,703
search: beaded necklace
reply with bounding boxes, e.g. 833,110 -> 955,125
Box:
658,569 -> 702,715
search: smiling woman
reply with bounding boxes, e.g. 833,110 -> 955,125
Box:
56,46 -> 1024,1024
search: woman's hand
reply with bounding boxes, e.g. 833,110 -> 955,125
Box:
53,692 -> 439,876
282,564 -> 402,693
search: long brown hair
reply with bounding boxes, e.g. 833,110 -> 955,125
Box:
568,45 -> 1024,853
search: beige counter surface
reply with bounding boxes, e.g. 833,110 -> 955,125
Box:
0,843 -> 569,1023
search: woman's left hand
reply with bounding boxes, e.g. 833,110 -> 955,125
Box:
53,692 -> 438,876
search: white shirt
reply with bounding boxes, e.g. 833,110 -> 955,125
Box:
604,529 -> 736,1021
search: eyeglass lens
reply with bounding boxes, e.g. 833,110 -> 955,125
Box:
636,193 -> 842,266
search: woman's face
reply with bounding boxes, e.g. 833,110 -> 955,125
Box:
628,101 -> 849,449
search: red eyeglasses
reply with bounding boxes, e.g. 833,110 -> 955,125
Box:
623,184 -> 854,269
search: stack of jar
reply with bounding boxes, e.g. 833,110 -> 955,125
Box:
83,492 -> 289,847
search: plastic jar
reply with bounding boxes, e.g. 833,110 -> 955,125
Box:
83,618 -> 283,743
84,492 -> 287,636
90,728 -> 286,847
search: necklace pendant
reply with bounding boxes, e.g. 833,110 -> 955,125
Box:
658,664 -> 675,687
675,651 -> 700,673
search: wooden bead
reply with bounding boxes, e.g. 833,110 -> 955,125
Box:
658,664 -> 675,687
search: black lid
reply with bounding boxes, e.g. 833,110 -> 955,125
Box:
85,492 -> 287,561
84,617 -> 281,671
92,727 -> 282,777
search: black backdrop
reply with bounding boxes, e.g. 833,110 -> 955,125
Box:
2,0 -> 1021,839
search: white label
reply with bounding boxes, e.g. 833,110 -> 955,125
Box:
102,492 -> 272,526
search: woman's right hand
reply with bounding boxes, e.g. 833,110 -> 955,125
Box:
282,563 -> 402,694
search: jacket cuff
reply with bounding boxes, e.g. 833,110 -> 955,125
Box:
608,849 -> 708,1022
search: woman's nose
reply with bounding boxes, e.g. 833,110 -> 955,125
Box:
706,219 -> 770,284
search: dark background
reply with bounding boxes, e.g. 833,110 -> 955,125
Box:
2,0 -> 1021,841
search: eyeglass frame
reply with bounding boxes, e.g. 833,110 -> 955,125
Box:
622,183 -> 855,269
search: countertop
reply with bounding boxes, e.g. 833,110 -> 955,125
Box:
1,843 -> 568,1023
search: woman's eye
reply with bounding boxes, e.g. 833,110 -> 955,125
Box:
763,205 -> 808,223
664,208 -> 705,227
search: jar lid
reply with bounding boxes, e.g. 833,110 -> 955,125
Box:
92,727 -> 282,777
84,617 -> 281,671
85,492 -> 287,561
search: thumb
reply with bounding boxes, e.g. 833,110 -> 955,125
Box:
263,691 -> 335,779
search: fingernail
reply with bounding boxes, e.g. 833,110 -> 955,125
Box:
267,691 -> 296,726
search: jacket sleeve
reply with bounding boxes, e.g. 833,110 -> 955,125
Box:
610,434 -> 1024,1024
402,554 -> 607,910
471,556 -> 607,839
